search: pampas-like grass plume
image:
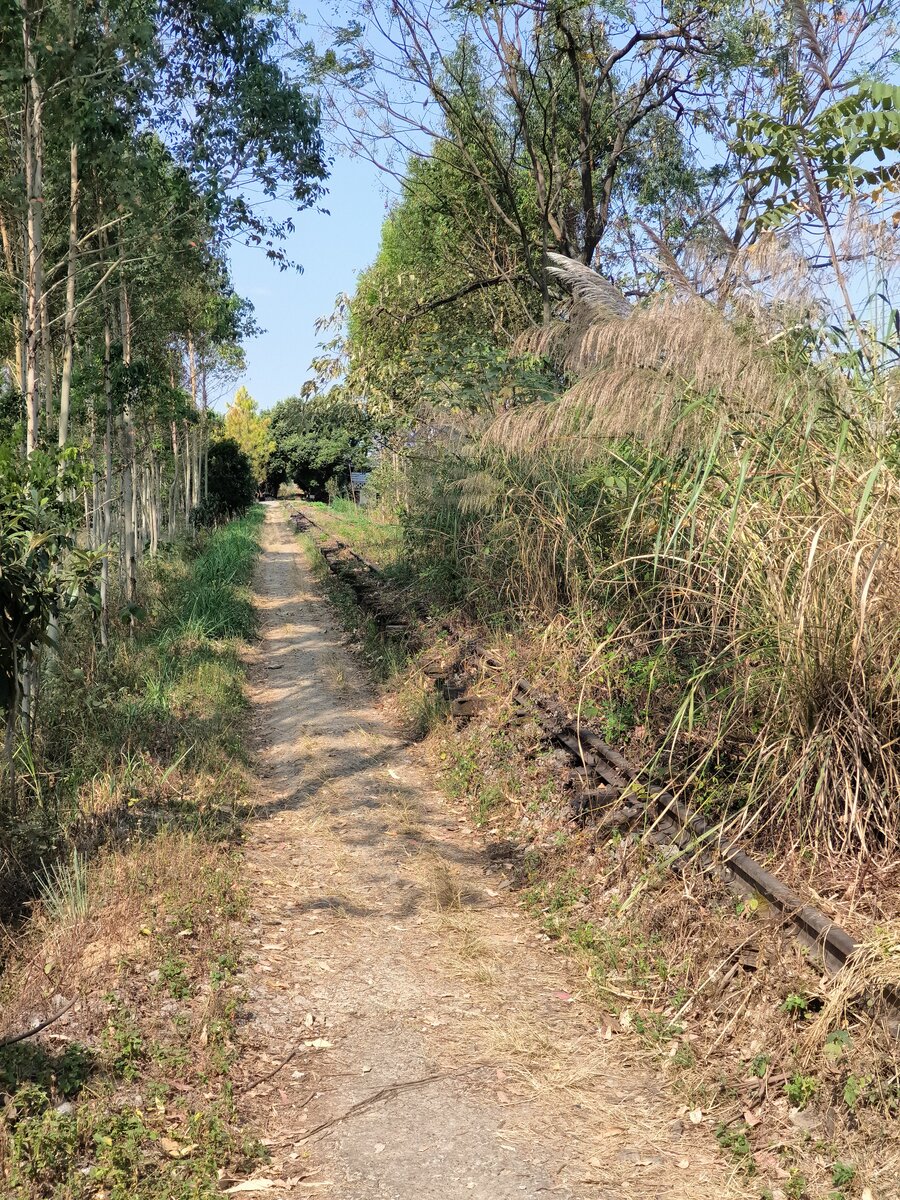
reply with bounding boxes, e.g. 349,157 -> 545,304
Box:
544,252 -> 632,319
498,252 -> 799,456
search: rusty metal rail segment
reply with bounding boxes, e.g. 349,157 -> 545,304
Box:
507,676 -> 859,976
288,504 -> 889,1007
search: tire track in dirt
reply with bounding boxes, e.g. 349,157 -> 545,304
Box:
235,502 -> 749,1199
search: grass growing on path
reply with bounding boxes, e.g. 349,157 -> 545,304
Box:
0,508 -> 264,1199
303,498 -> 402,568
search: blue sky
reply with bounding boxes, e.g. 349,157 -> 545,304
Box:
227,152 -> 397,414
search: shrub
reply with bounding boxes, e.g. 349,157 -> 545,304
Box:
196,439 -> 256,524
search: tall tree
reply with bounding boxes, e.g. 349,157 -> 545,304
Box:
223,387 -> 274,491
0,0 -> 326,735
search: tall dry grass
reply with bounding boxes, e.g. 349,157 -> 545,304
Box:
403,255 -> 900,859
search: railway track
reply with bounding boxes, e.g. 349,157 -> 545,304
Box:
289,504 -> 895,1024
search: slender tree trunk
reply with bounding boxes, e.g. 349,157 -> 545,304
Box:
100,314 -> 113,648
187,336 -> 202,510
22,5 -> 44,455
0,211 -> 24,399
90,390 -> 100,550
40,287 -> 51,429
149,456 -> 160,556
169,419 -> 180,537
200,358 -> 209,500
19,8 -> 45,727
58,141 -> 79,449
119,280 -> 137,607
183,421 -> 192,522
193,428 -> 201,509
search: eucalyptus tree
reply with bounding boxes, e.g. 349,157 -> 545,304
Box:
0,0 -> 326,764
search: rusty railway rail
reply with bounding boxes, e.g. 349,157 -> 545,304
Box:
288,504 -> 895,1021
290,506 -> 422,635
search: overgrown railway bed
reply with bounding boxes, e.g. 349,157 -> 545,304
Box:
289,504 -> 897,1029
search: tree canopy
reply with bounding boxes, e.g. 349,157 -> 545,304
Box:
313,0 -> 899,421
266,396 -> 373,500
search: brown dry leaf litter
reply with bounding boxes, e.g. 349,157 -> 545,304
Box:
233,503 -> 749,1200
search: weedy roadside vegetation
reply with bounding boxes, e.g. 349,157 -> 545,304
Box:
300,402 -> 900,1198
0,508 -> 264,1198
304,498 -> 402,568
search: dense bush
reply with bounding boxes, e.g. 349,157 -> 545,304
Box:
0,440 -> 96,725
265,396 -> 372,500
196,439 -> 256,524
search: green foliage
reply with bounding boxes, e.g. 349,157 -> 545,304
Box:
341,127 -> 599,426
200,439 -> 257,523
782,993 -> 810,1018
3,1032 -> 259,1199
736,82 -> 900,232
267,395 -> 372,499
0,386 -> 21,440
785,1171 -> 808,1200
165,508 -> 262,642
36,850 -> 88,922
785,1074 -> 818,1108
843,1074 -> 870,1110
0,1042 -> 94,1102
0,440 -> 98,715
831,1162 -> 856,1188
344,144 -> 551,419
102,1001 -> 147,1082
0,509 -> 261,922
748,1054 -> 770,1078
823,1029 -> 851,1062
159,954 -> 191,1000
715,1123 -> 754,1171
0,508 -> 263,1194
222,389 -> 273,490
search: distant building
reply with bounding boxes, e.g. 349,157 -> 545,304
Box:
349,470 -> 370,503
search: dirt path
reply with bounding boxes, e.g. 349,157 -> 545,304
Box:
236,503 -> 746,1199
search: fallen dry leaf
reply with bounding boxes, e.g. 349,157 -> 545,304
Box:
788,1106 -> 818,1132
303,1038 -> 332,1050
159,1137 -> 198,1159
